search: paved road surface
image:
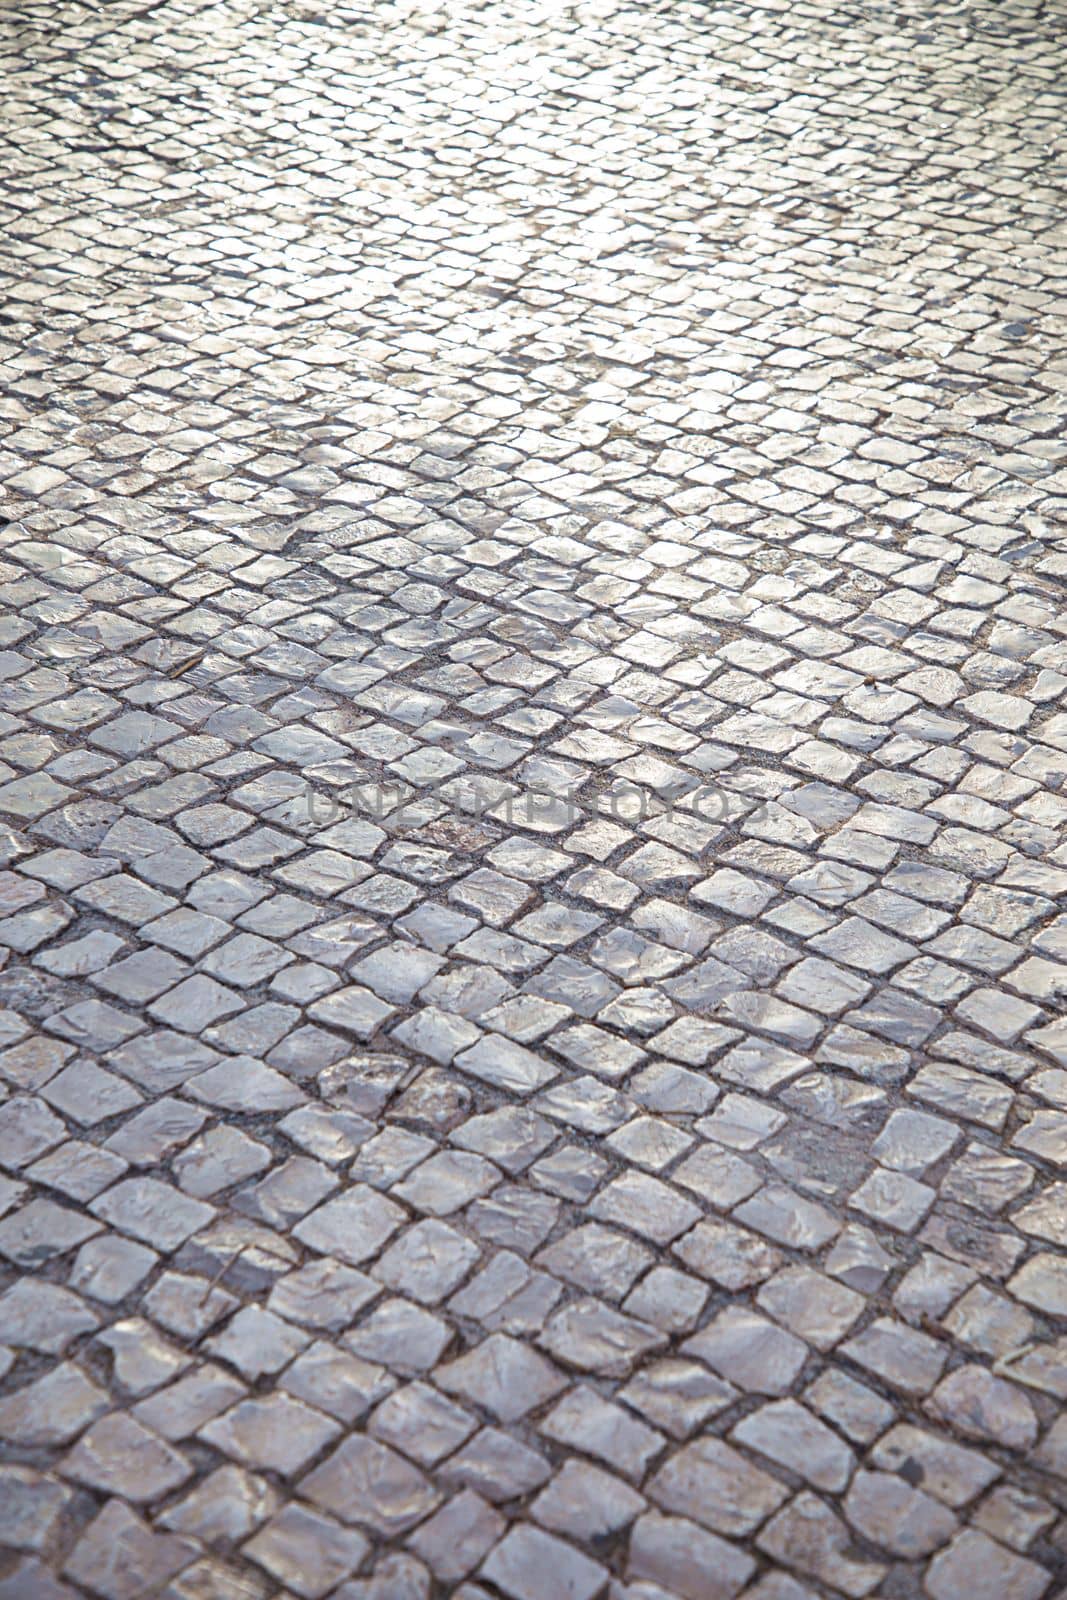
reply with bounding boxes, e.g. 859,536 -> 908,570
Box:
0,0 -> 1065,1596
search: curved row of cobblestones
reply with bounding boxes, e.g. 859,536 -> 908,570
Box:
0,1 -> 1065,1597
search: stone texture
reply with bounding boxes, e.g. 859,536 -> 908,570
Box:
0,4 -> 1061,1596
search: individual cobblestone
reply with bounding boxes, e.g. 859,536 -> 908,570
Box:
0,0 -> 1065,1595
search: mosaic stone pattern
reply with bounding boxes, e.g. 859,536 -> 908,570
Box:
0,0 -> 1065,1596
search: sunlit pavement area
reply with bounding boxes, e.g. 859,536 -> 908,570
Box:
0,0 -> 1065,1594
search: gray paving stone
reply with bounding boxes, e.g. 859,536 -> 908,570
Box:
731,1398 -> 855,1492
756,1493 -> 886,1598
374,1218 -> 481,1304
199,1394 -> 342,1477
277,1335 -> 386,1422
843,1470 -> 957,1558
292,1187 -> 406,1267
870,1424 -> 1001,1508
480,1529 -> 607,1600
438,1333 -> 567,1422
929,1364 -> 1039,1451
540,1384 -> 665,1483
682,1307 -> 808,1395
0,1466 -> 79,1556
0,1362 -> 109,1446
925,1529 -> 1051,1600
530,1462 -> 645,1543
243,1503 -> 369,1598
302,1435 -> 440,1536
90,1178 -> 215,1253
629,1511 -> 755,1600
63,1501 -> 198,1600
60,1413 -> 194,1502
648,1438 -> 787,1537
133,1365 -> 247,1442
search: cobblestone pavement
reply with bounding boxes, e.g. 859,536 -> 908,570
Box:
0,0 -> 1065,1595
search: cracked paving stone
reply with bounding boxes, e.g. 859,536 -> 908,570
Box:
843,1470 -> 958,1558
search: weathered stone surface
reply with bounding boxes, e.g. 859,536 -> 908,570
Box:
928,1365 -> 1039,1451
648,1437 -> 787,1536
757,1493 -> 887,1597
629,1510 -> 755,1599
925,1529 -> 1051,1600
843,1470 -> 957,1558
0,1362 -> 108,1446
0,4 -> 1061,1596
732,1399 -> 855,1493
479,1525 -> 607,1600
301,1436 -> 440,1536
